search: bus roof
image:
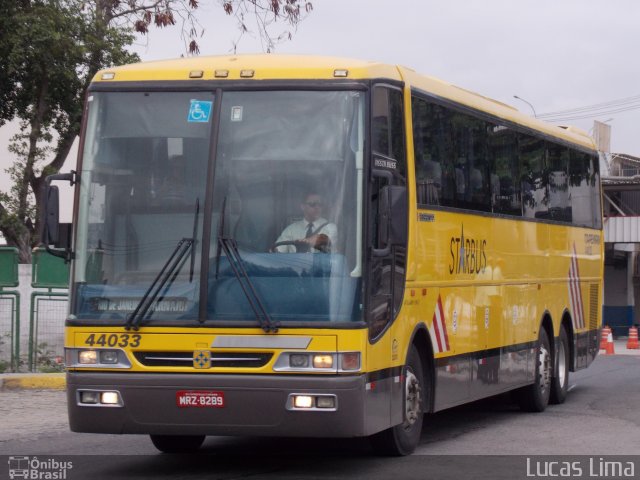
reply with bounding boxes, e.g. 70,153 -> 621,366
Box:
93,54 -> 595,151
398,66 -> 596,151
92,54 -> 403,83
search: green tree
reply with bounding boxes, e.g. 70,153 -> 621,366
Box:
0,0 -> 312,262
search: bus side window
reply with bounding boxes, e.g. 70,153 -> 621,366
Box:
412,95 -> 443,206
372,86 -> 406,178
489,125 -> 522,216
547,144 -> 571,222
519,134 -> 549,220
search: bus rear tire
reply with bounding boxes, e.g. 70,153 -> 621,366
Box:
150,434 -> 205,453
517,328 -> 552,412
370,345 -> 425,456
550,326 -> 570,405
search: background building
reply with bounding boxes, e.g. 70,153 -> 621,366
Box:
602,152 -> 640,335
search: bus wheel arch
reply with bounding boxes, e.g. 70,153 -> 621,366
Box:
370,324 -> 432,456
409,325 -> 434,413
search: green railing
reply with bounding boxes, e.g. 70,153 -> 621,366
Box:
29,248 -> 69,372
0,247 -> 20,372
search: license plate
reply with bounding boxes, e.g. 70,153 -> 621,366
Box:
176,391 -> 225,408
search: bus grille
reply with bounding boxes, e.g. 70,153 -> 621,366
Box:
589,284 -> 599,330
133,351 -> 273,368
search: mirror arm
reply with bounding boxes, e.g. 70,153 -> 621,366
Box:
45,171 -> 78,187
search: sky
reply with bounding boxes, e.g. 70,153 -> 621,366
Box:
2,0 -> 640,214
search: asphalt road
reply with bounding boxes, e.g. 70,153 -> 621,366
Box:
1,355 -> 639,479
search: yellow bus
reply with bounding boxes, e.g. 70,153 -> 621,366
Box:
44,55 -> 603,455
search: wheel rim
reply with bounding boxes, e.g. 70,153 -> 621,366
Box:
404,368 -> 422,428
558,340 -> 567,388
538,343 -> 551,394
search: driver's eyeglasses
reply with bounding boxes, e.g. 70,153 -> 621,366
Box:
304,202 -> 323,207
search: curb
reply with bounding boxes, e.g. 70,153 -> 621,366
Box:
0,373 -> 66,391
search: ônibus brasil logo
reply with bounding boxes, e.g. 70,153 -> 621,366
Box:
8,456 -> 73,479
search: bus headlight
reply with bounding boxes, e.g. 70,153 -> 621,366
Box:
99,350 -> 119,364
289,354 -> 309,368
312,354 -> 334,369
339,352 -> 361,371
67,348 -> 131,369
78,350 -> 98,364
287,394 -> 338,411
100,391 -> 121,405
77,389 -> 123,407
274,352 -> 361,372
293,395 -> 314,408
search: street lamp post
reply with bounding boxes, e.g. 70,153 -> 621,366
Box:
513,95 -> 537,118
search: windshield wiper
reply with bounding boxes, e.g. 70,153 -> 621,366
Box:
124,199 -> 199,331
215,197 -> 278,333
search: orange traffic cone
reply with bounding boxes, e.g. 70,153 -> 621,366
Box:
604,331 -> 615,355
627,327 -> 639,350
600,326 -> 611,351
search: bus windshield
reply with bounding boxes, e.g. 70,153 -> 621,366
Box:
72,89 -> 365,326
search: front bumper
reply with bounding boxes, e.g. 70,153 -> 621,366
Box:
67,371 -> 369,437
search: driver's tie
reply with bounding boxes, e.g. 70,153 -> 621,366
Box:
297,223 -> 314,253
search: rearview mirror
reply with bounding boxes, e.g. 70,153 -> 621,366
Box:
44,185 -> 60,246
42,172 -> 76,261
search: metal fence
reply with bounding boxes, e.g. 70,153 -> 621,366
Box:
0,296 -> 17,372
0,247 -> 69,372
0,247 -> 20,372
29,294 -> 67,371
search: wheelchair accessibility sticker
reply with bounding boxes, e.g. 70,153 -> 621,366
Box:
187,100 -> 213,123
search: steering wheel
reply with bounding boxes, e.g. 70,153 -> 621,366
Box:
271,240 -> 306,253
269,240 -> 329,253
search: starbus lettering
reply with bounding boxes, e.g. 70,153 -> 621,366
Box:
449,224 -> 487,275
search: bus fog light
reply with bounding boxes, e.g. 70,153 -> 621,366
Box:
289,354 -> 309,368
100,391 -> 121,405
293,395 -> 314,408
312,354 -> 333,369
99,350 -> 118,364
80,391 -> 99,404
316,396 -> 335,409
78,350 -> 97,364
340,352 -> 361,371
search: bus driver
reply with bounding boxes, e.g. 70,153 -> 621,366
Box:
274,192 -> 337,253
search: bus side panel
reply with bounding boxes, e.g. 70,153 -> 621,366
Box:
550,224 -> 603,371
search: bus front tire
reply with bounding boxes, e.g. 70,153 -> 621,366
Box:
370,345 -> 425,456
150,434 -> 205,453
550,327 -> 570,405
517,328 -> 552,412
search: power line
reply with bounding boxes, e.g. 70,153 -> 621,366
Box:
541,104 -> 640,122
539,93 -> 640,117
537,94 -> 640,122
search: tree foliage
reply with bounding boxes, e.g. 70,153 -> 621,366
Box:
0,0 -> 312,262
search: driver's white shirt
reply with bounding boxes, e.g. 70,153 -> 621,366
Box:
275,217 -> 337,253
